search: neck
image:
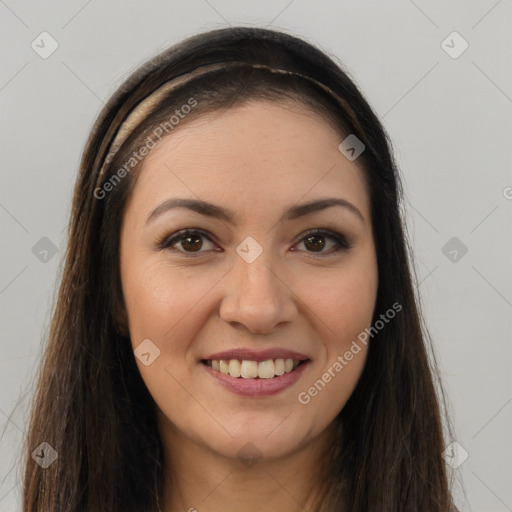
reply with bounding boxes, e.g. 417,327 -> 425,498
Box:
157,420 -> 339,512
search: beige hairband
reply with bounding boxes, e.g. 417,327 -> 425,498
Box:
95,60 -> 364,190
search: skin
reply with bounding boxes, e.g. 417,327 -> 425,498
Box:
119,100 -> 378,512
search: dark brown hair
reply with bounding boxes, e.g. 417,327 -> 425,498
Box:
22,26 -> 458,511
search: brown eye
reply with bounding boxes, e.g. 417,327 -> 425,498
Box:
159,229 -> 216,255
180,234 -> 203,252
294,229 -> 351,255
303,234 -> 326,252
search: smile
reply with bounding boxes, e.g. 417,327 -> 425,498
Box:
203,358 -> 304,378
201,358 -> 310,397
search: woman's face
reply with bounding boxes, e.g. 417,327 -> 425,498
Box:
119,100 -> 378,462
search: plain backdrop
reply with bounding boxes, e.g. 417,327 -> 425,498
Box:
1,1 -> 511,511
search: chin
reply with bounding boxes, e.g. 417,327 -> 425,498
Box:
204,417 -> 312,464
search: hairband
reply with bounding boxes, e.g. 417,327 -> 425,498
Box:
94,61 -> 366,191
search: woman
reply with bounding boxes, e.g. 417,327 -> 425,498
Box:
22,26 -> 458,511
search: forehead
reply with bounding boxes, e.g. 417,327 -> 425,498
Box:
126,100 -> 370,223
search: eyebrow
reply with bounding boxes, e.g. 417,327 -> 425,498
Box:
146,197 -> 364,225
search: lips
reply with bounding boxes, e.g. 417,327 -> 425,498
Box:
203,348 -> 310,363
200,348 -> 311,397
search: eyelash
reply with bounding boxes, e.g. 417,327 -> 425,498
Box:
157,228 -> 352,257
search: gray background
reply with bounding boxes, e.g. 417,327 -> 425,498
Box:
1,1 -> 511,511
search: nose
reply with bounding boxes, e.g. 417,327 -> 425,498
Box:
219,249 -> 297,334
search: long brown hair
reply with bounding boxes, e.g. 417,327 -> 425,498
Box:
22,26 -> 458,511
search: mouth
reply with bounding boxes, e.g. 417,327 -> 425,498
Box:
201,358 -> 307,379
200,357 -> 311,397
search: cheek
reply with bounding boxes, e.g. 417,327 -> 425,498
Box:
121,259 -> 219,342
301,344 -> 368,423
121,261 -> 219,411
299,256 -> 378,340
294,257 -> 376,413
297,282 -> 372,421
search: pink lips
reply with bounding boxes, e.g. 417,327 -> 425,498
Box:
200,347 -> 311,397
203,348 -> 310,363
202,361 -> 309,397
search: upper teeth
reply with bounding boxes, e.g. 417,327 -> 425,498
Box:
208,358 -> 301,379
